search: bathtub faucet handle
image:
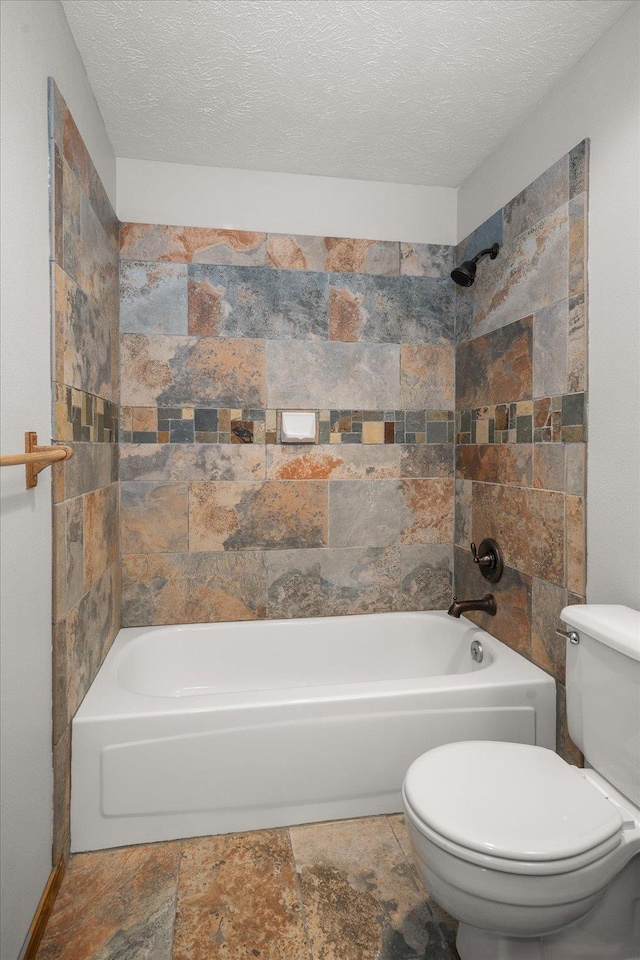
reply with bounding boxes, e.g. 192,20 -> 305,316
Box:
469,539 -> 504,583
470,542 -> 492,567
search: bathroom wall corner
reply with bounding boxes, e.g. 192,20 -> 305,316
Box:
49,80 -> 121,863
453,143 -> 589,763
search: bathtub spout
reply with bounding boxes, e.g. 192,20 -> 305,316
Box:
447,594 -> 497,618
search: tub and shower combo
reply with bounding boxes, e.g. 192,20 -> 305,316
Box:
71,611 -> 555,852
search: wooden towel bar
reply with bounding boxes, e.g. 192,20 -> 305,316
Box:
0,432 -> 73,488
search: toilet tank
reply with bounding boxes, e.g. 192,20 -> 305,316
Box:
562,604 -> 640,806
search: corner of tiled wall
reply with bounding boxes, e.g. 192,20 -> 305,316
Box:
49,79 -> 121,863
452,140 -> 589,765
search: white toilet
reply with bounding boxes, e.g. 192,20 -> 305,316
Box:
403,604 -> 640,960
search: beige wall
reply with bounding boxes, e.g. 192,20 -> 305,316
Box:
117,157 -> 457,245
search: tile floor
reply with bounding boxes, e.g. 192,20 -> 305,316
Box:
36,814 -> 460,959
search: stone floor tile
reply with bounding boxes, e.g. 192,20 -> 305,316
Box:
387,814 -> 459,955
172,829 -> 309,960
37,817 -> 459,959
290,816 -> 457,960
387,814 -> 417,871
36,841 -> 181,959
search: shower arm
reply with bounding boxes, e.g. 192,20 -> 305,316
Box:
472,244 -> 500,264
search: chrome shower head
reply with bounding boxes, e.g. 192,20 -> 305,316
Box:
451,242 -> 499,287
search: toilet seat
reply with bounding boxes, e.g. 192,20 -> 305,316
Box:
403,789 -> 623,876
403,741 -> 624,873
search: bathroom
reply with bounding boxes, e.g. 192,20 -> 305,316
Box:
1,1 -> 638,957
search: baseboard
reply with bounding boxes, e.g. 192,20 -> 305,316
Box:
21,858 -> 65,960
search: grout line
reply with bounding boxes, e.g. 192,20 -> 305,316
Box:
168,839 -> 183,956
385,814 -> 422,890
186,481 -> 191,553
385,815 -> 460,959
285,827 -> 314,960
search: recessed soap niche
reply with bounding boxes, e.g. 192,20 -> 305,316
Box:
278,410 -> 318,444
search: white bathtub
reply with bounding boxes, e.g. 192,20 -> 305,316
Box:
71,611 -> 556,852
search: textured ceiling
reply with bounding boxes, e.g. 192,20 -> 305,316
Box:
62,0 -> 633,186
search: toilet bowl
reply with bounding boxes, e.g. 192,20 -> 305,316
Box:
402,740 -> 640,955
402,604 -> 640,960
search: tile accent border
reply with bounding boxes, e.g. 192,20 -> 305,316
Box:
54,383 -> 119,443
456,393 -> 586,445
120,408 -> 456,445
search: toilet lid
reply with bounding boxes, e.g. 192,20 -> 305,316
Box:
404,741 -> 623,862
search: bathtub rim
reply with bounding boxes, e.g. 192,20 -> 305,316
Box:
74,610 -> 555,722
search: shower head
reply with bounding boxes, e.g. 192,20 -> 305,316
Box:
451,242 -> 499,287
451,260 -> 477,287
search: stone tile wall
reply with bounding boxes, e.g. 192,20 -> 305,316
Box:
49,81 -> 120,863
453,142 -> 589,764
119,227 -> 456,625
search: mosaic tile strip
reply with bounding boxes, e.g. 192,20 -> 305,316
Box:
54,382 -> 119,443
120,408 -> 455,445
327,408 -> 454,445
456,393 -> 586,445
535,393 -> 587,443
